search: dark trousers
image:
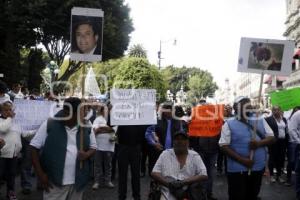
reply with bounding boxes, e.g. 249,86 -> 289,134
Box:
268,139 -> 286,177
118,144 -> 141,200
140,141 -> 149,175
112,144 -> 119,180
198,152 -> 217,195
0,157 -> 18,193
227,170 -> 264,200
21,138 -> 33,189
148,147 -> 162,174
217,147 -> 227,173
287,143 -> 298,182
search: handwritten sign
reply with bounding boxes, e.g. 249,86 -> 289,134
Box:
13,99 -> 56,132
188,104 -> 224,137
110,89 -> 157,125
270,88 -> 300,111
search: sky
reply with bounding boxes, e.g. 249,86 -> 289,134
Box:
125,0 -> 287,88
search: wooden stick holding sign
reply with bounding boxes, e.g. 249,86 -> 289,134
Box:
80,63 -> 86,169
248,71 -> 264,175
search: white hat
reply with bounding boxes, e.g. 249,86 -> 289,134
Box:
234,96 -> 250,104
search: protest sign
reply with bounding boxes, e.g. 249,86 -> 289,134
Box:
110,89 -> 157,125
270,88 -> 300,111
70,7 -> 104,62
238,37 -> 294,76
188,104 -> 224,137
13,99 -> 56,132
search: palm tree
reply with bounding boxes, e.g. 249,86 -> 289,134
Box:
128,44 -> 147,58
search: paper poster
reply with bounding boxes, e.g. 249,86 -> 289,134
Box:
13,99 -> 57,132
188,104 -> 224,137
110,89 -> 157,125
70,7 -> 104,62
238,37 -> 294,76
270,88 -> 300,111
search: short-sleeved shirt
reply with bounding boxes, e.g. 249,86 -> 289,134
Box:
92,116 -> 115,152
219,118 -> 274,146
152,149 -> 207,200
30,120 -> 97,185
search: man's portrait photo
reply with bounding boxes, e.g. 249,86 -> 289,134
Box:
70,7 -> 103,62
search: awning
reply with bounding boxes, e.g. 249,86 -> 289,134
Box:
294,49 -> 300,59
264,75 -> 287,84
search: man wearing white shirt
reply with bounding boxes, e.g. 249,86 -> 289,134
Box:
30,97 -> 96,200
151,131 -> 208,200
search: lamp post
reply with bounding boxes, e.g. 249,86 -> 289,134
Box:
158,39 -> 177,69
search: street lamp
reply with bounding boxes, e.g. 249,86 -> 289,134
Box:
158,38 -> 177,69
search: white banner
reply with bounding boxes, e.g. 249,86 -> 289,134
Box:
110,89 -> 157,125
13,99 -> 57,132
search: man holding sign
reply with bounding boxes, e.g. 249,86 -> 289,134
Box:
219,96 -> 274,200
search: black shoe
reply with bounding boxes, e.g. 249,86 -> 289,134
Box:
22,188 -> 31,195
207,194 -> 218,200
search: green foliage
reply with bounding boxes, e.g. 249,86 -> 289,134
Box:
114,57 -> 167,102
0,0 -> 134,88
187,72 -> 218,104
128,44 -> 147,58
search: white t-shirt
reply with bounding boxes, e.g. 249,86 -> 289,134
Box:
30,120 -> 97,185
276,119 -> 286,139
92,116 -> 115,152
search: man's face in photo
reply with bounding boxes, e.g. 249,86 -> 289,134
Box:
75,23 -> 98,54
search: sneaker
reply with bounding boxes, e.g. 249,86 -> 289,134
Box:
105,182 -> 115,188
7,191 -> 18,200
92,182 -> 99,190
270,176 -> 276,183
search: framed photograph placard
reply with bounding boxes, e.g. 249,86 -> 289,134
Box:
238,37 -> 295,76
70,7 -> 104,62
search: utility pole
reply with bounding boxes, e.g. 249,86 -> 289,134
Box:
158,40 -> 162,70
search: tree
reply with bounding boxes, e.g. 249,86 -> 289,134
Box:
187,72 -> 218,104
112,57 -> 167,102
0,0 -> 134,86
128,44 -> 147,58
160,65 -> 213,94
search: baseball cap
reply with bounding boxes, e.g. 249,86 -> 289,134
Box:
173,131 -> 189,140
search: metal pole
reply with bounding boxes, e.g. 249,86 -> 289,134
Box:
158,40 -> 162,69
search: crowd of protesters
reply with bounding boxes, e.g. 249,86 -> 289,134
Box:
0,79 -> 299,200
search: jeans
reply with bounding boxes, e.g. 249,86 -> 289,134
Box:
295,144 -> 300,199
21,138 -> 33,189
287,143 -> 298,182
94,150 -> 113,184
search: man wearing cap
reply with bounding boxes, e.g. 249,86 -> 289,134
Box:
30,97 -> 97,200
219,96 -> 274,200
145,103 -> 187,172
151,131 -> 208,200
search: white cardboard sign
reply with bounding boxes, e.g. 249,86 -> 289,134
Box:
238,37 -> 295,76
110,89 -> 157,125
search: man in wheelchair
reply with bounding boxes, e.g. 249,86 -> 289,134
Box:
151,131 -> 208,200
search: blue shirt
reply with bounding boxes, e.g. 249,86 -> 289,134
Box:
164,120 -> 172,149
